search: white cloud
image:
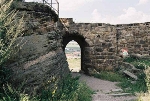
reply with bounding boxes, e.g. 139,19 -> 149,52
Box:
58,0 -> 95,11
91,7 -> 150,24
25,0 -> 95,11
138,0 -> 149,5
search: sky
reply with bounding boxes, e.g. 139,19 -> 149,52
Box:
25,0 -> 150,24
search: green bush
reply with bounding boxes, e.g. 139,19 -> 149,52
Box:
0,0 -> 24,66
0,0 -> 24,94
123,57 -> 137,63
121,57 -> 150,94
0,74 -> 93,101
34,74 -> 93,101
117,75 -> 148,94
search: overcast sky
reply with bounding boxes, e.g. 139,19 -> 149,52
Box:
25,0 -> 150,24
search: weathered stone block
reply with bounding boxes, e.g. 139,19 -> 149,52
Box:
95,47 -> 103,52
96,59 -> 104,64
139,40 -> 146,44
119,39 -> 127,44
109,47 -> 115,52
128,39 -> 135,43
142,44 -> 149,47
96,55 -> 105,59
134,45 -> 141,48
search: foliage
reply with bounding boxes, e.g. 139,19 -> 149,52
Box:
0,0 -> 24,66
0,84 -> 20,101
123,57 -> 150,68
123,57 -> 137,63
121,57 -> 150,96
92,57 -> 150,95
0,0 -> 24,96
34,74 -> 93,101
117,75 -> 147,94
0,74 -> 93,101
92,71 -> 125,82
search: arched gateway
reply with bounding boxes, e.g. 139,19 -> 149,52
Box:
62,31 -> 90,74
60,18 -> 150,74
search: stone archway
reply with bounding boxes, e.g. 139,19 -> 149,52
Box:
62,32 -> 89,74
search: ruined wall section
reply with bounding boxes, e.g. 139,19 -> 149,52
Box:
8,2 -> 69,94
116,23 -> 150,55
74,23 -> 117,71
60,18 -> 150,72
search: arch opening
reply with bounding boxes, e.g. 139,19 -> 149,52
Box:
65,40 -> 81,72
62,33 -> 89,73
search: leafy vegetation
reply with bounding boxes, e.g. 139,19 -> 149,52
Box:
0,74 -> 93,101
36,74 -> 93,101
0,0 -> 24,92
117,75 -> 147,94
92,57 -> 150,96
93,71 -> 125,82
120,57 -> 150,101
0,0 -> 24,66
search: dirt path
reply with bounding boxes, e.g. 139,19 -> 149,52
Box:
72,73 -> 137,101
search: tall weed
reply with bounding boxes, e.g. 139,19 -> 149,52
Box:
0,0 -> 24,98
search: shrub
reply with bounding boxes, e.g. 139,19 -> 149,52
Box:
0,0 -> 24,96
121,57 -> 150,94
0,0 -> 24,66
0,74 -> 93,101
34,74 -> 93,101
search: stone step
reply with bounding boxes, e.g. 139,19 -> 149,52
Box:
121,62 -> 141,72
111,89 -> 123,92
109,93 -> 132,96
123,70 -> 138,80
104,89 -> 123,94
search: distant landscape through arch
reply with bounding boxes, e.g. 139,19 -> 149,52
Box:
62,33 -> 89,73
65,40 -> 81,72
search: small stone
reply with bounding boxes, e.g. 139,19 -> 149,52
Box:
111,89 -> 123,92
123,70 -> 138,80
109,93 -> 132,96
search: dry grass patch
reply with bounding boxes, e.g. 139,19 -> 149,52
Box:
67,58 -> 81,72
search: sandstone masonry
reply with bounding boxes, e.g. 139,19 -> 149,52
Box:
59,18 -> 150,73
7,2 -> 69,94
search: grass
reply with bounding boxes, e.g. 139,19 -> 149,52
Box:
67,58 -> 81,69
123,57 -> 150,70
67,56 -> 149,95
92,57 -> 150,96
117,76 -> 147,94
119,57 -> 150,101
93,71 -> 125,82
0,74 -> 94,101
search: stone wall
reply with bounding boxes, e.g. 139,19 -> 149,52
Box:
6,1 -> 150,92
117,23 -> 150,55
59,18 -> 150,73
6,2 -> 69,94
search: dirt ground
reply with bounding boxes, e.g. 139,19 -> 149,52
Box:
72,73 -> 138,101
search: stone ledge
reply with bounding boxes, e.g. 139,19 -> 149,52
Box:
11,1 -> 58,22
